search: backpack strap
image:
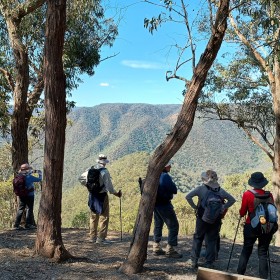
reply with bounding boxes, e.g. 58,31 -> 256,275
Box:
249,189 -> 273,210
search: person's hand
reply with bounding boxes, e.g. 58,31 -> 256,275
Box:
117,190 -> 122,198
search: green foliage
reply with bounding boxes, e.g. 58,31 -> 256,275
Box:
0,0 -> 118,138
0,178 -> 14,229
71,211 -> 88,228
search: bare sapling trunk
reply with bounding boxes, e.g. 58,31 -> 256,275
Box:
120,0 -> 230,274
35,0 -> 71,261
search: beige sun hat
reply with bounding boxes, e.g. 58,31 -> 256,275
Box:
201,169 -> 220,189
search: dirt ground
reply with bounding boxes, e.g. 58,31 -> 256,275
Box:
1,228 -> 280,280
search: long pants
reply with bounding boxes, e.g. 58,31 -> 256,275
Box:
191,216 -> 221,264
237,223 -> 277,279
153,203 -> 179,246
89,194 -> 109,240
14,196 -> 35,227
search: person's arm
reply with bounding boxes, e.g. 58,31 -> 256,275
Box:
29,171 -> 42,183
102,169 -> 122,197
221,189 -> 236,209
185,186 -> 202,210
239,191 -> 250,217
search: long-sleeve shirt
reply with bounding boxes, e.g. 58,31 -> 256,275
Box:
239,188 -> 274,224
155,171 -> 177,206
186,184 -> 236,211
79,164 -> 117,194
25,172 -> 42,197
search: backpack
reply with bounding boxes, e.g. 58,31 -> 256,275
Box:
13,174 -> 29,197
249,189 -> 278,234
201,185 -> 223,224
86,167 -> 104,194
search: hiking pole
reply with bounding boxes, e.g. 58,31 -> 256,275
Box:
227,216 -> 242,271
119,195 -> 123,241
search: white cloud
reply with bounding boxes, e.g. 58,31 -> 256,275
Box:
100,82 -> 109,87
121,60 -> 163,69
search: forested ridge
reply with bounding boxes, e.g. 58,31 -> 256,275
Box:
59,103 -> 268,189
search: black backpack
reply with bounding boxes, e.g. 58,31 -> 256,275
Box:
200,185 -> 223,224
13,174 -> 29,197
86,167 -> 104,194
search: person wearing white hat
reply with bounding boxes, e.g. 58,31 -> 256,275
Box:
80,154 -> 122,244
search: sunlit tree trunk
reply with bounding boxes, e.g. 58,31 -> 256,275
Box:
35,0 -> 71,260
120,0 -> 230,274
272,56 -> 280,246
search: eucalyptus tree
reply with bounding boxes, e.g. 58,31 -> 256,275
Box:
0,0 -> 117,172
197,0 -> 280,244
120,0 -> 230,274
34,0 -> 70,260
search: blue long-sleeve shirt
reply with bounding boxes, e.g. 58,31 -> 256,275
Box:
155,171 -> 177,206
25,173 -> 42,197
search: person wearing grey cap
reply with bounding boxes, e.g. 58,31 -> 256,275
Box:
79,154 -> 122,244
186,170 -> 236,269
152,161 -> 182,258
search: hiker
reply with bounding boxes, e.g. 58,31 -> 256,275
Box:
13,163 -> 42,230
152,161 -> 182,258
186,170 -> 236,269
237,172 -> 278,279
79,154 -> 122,244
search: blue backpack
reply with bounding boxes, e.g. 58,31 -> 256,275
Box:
201,185 -> 223,224
249,190 -> 278,234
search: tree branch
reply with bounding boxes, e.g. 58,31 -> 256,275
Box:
0,67 -> 15,91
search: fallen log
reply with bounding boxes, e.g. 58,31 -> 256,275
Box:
197,267 -> 264,280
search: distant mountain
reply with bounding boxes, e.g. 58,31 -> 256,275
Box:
61,103 -> 268,189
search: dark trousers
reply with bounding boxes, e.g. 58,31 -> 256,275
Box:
153,203 -> 179,246
14,196 -> 35,227
191,216 -> 221,264
237,223 -> 277,279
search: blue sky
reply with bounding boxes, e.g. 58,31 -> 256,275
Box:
70,0 -> 206,107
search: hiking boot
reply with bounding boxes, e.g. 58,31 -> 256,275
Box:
186,258 -> 198,269
88,237 -> 97,243
25,224 -> 37,230
166,250 -> 183,258
13,225 -> 26,231
165,244 -> 183,259
201,262 -> 214,269
153,248 -> 166,256
153,242 -> 165,256
96,237 -> 112,245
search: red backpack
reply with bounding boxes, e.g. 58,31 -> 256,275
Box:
13,174 -> 29,197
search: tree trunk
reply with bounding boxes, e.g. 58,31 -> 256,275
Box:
35,0 -> 71,261
120,0 -> 230,274
272,55 -> 280,246
4,16 -> 30,170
